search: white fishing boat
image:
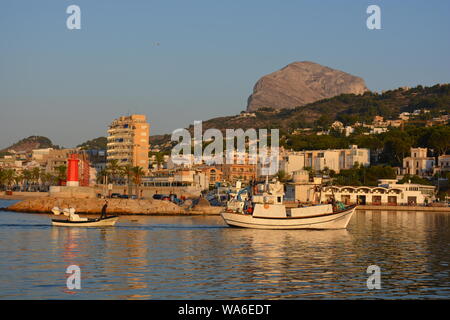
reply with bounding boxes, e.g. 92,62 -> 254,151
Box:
51,207 -> 119,227
221,180 -> 356,230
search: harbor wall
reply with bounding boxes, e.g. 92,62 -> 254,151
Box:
96,185 -> 202,198
4,197 -> 222,215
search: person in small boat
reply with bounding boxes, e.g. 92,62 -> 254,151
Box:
100,200 -> 108,219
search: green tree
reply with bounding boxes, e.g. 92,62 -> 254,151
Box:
276,170 -> 291,182
106,159 -> 121,184
131,166 -> 145,198
121,164 -> 134,195
55,165 -> 67,184
2,169 -> 16,190
398,175 -> 433,186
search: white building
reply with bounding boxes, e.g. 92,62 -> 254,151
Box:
286,177 -> 435,206
320,179 -> 435,205
436,154 -> 450,171
279,145 -> 370,175
402,147 -> 435,177
285,170 -> 323,203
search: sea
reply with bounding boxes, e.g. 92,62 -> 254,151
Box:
0,199 -> 449,299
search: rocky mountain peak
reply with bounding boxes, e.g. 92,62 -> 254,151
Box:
247,61 -> 368,112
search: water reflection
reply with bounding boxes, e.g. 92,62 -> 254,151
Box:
0,206 -> 449,299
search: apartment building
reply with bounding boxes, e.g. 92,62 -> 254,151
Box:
279,145 -> 370,174
107,115 -> 150,171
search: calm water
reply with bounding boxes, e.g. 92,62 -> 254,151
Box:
0,199 -> 449,299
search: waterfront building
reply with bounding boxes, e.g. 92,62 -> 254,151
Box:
44,149 -> 77,175
322,179 -> 435,205
285,177 -> 435,205
46,149 -> 92,186
107,114 -> 150,171
402,147 -> 435,177
279,145 -> 370,175
285,170 -> 323,203
0,156 -> 23,172
221,163 -> 256,184
199,166 -> 223,186
142,168 -> 208,192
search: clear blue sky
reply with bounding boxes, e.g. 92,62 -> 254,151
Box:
1,0 -> 449,148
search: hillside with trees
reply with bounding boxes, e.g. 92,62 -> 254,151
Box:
151,84 -> 450,151
77,137 -> 108,150
0,136 -> 58,154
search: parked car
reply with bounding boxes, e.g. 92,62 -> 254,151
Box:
110,193 -> 121,198
153,194 -> 166,200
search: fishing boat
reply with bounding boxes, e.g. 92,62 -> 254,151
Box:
51,207 -> 119,227
221,180 -> 356,230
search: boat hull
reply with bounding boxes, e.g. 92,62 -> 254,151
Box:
51,216 -> 119,227
221,206 -> 356,230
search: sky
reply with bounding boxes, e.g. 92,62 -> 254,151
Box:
0,0 -> 449,149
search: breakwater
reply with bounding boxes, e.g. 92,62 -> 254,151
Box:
3,197 -> 222,216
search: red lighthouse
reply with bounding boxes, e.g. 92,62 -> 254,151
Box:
67,154 -> 80,187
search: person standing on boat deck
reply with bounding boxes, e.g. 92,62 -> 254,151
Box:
100,200 -> 108,219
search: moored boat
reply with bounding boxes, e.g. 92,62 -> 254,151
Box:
51,216 -> 119,227
221,180 -> 356,230
50,206 -> 119,227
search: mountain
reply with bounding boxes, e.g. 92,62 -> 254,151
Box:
1,136 -> 57,153
246,61 -> 368,112
151,84 -> 450,151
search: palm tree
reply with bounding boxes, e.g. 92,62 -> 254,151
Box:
55,165 -> 67,185
3,169 -> 16,190
0,169 -> 4,190
31,167 -> 41,187
96,168 -> 108,185
14,173 -> 24,190
131,166 -> 145,199
41,172 -> 56,190
22,169 -> 32,191
154,152 -> 165,170
107,159 -> 121,184
121,164 -> 134,195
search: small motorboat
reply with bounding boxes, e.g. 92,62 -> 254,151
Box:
51,207 -> 119,227
221,180 -> 356,230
